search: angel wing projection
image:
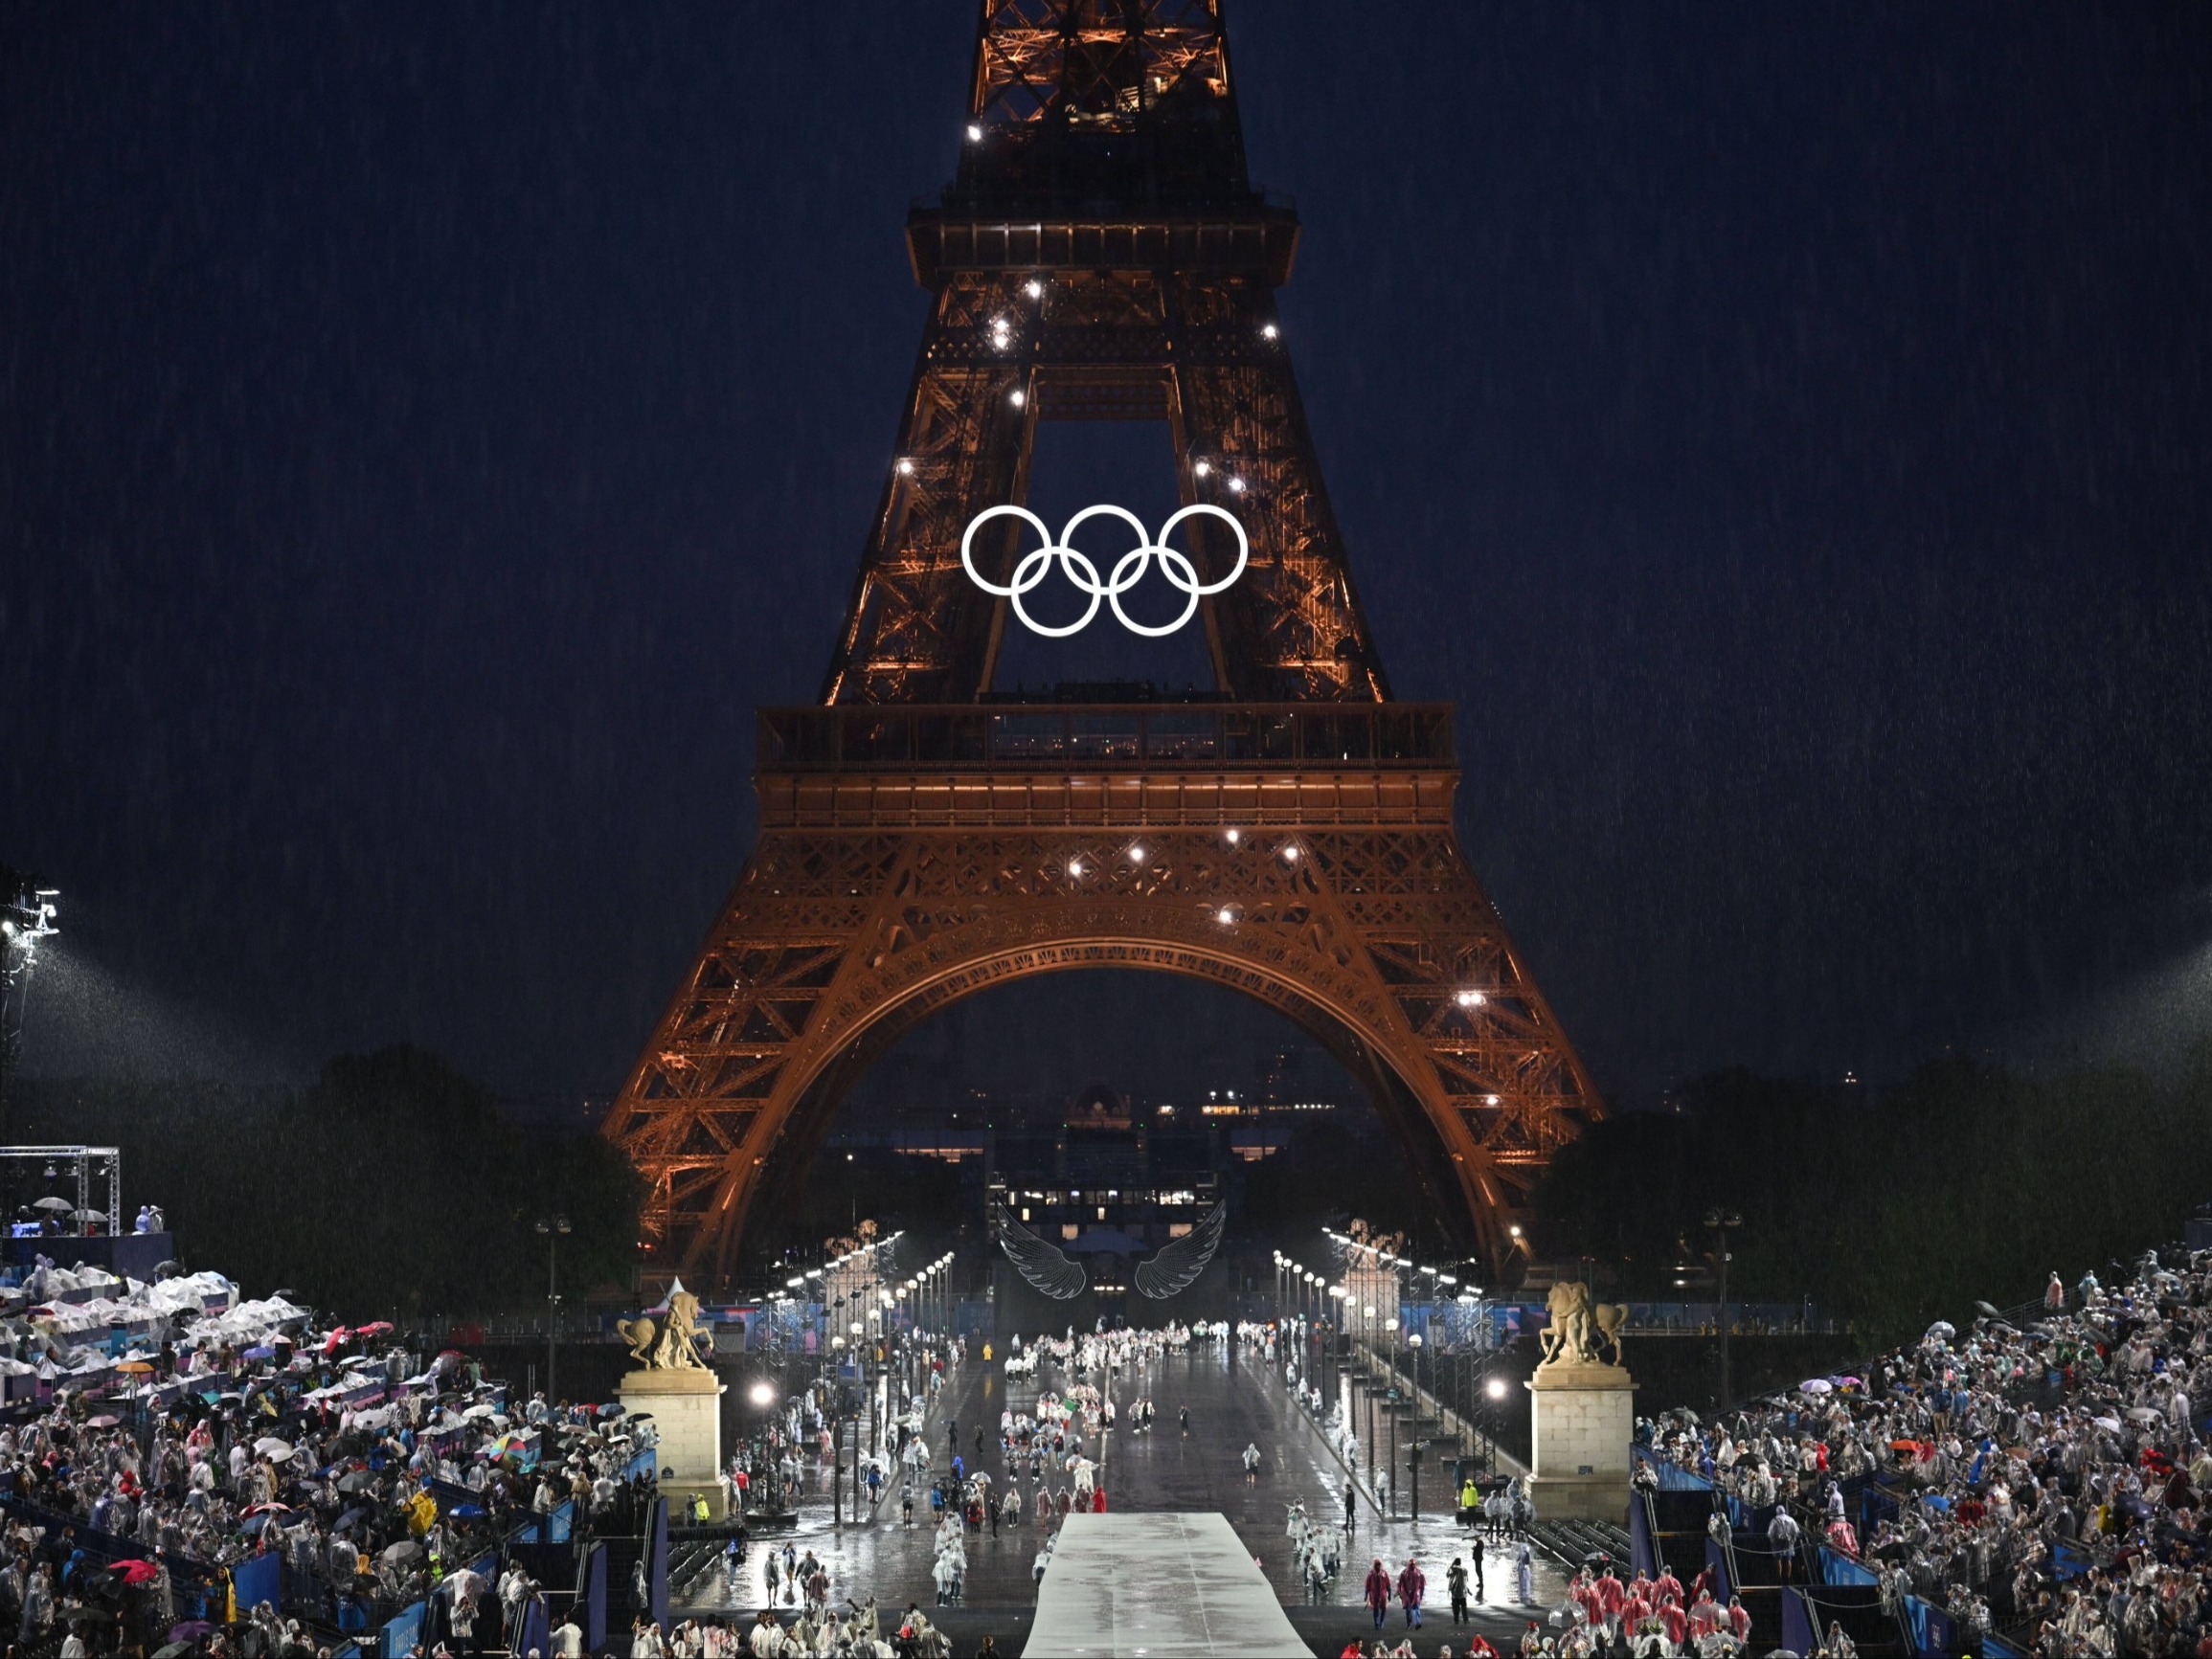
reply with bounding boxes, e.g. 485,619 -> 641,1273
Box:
992,1202 -> 1087,1300
1135,1202 -> 1228,1300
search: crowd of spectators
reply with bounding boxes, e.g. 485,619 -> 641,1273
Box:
1645,1246 -> 2212,1657
0,1266 -> 666,1659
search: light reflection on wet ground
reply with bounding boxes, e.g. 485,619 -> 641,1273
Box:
680,1340 -> 1569,1626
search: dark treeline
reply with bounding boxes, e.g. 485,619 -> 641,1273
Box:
1241,1112 -> 1437,1249
1531,1049 -> 2212,1348
12,1044 -> 643,1320
747,1143 -> 965,1266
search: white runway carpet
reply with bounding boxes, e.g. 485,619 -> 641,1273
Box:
1023,1512 -> 1307,1657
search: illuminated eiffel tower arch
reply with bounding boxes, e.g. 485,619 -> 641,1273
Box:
603,0 -> 1603,1287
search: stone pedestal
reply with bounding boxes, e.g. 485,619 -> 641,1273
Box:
1525,1359 -> 1635,1522
619,1367 -> 727,1518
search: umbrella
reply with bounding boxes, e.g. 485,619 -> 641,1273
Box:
32,1197 -> 73,1212
356,1321 -> 394,1335
255,1437 -> 292,1458
152,1645 -> 194,1659
1799,1379 -> 1834,1395
333,1507 -> 367,1533
381,1540 -> 423,1565
337,1470 -> 375,1492
243,1346 -> 277,1360
75,1209 -> 107,1222
463,1402 -> 496,1420
168,1623 -> 214,1642
597,1402 -> 624,1418
113,1560 -> 161,1585
2126,1407 -> 2162,1424
87,1414 -> 121,1428
118,1360 -> 156,1375
241,1502 -> 291,1516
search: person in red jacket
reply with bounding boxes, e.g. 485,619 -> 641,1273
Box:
1621,1580 -> 1652,1639
1365,1559 -> 1391,1629
1687,1587 -> 1723,1641
1396,1557 -> 1426,1628
1091,1484 -> 1107,1513
1594,1563 -> 1624,1640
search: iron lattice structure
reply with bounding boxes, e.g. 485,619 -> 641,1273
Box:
605,0 -> 1602,1287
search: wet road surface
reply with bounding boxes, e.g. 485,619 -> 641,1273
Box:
681,1337 -> 1568,1639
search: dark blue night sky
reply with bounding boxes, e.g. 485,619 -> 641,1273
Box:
5,5 -> 2208,1108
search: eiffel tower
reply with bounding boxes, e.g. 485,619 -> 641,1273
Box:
603,0 -> 1602,1288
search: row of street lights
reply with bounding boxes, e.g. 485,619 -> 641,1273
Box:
818,1249 -> 957,1523
1316,1230 -> 1514,1512
1270,1250 -> 1341,1415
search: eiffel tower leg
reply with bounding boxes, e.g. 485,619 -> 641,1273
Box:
601,833 -> 909,1283
824,275 -> 1037,706
1164,275 -> 1391,703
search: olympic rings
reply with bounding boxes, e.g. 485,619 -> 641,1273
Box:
959,503 -> 1249,638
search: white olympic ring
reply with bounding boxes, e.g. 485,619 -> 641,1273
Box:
959,504 -> 1249,638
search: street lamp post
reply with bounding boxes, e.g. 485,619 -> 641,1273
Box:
870,1304 -> 888,1459
1331,1285 -> 1349,1424
829,1335 -> 846,1526
1385,1315 -> 1401,1516
532,1215 -> 571,1404
1363,1303 -> 1379,1491
847,1318 -> 866,1511
1704,1208 -> 1745,1410
1406,1332 -> 1424,1516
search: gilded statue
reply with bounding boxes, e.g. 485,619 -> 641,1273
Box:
617,1288 -> 709,1372
1538,1280 -> 1629,1369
